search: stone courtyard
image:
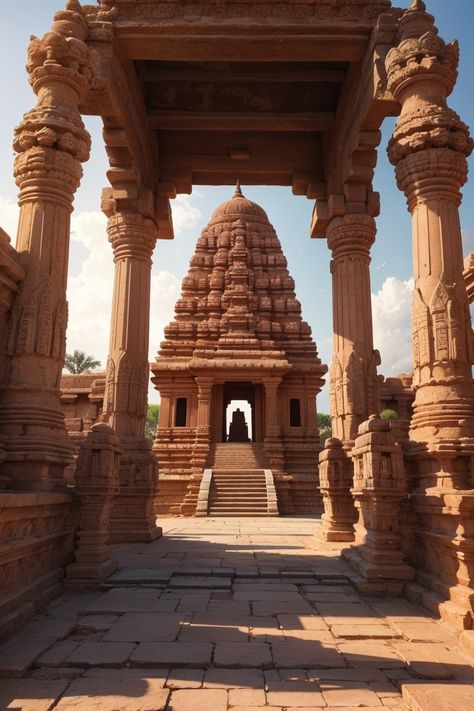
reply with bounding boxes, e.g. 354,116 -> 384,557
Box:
1,516 -> 474,711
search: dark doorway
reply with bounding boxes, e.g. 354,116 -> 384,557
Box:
222,382 -> 256,442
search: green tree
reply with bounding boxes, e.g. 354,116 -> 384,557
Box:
145,403 -> 160,443
380,408 -> 399,420
64,350 -> 101,374
317,412 -> 332,443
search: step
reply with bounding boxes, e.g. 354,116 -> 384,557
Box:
211,501 -> 267,510
209,497 -> 268,504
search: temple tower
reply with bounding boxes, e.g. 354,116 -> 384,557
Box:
151,185 -> 327,515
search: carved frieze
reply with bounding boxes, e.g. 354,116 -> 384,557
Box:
116,1 -> 390,24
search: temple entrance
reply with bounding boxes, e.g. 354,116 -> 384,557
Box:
226,402 -> 252,442
221,382 -> 263,444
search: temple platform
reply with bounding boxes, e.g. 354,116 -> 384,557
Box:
0,516 -> 473,710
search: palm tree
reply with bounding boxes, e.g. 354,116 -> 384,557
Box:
64,350 -> 101,374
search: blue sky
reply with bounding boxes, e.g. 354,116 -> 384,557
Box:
0,1 -> 473,412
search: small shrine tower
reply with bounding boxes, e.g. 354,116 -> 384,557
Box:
152,186 -> 327,515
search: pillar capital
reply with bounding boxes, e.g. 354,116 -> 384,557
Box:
13,2 -> 98,201
386,7 -> 472,192
327,213 -> 376,260
106,210 -> 158,262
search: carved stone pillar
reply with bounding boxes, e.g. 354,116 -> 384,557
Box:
181,377 -> 212,515
263,376 -> 293,513
343,417 -> 414,593
67,423 -> 121,581
103,209 -> 161,542
263,377 -> 284,470
386,2 -> 474,487
319,438 -> 357,542
0,1 -> 97,490
327,214 -> 380,446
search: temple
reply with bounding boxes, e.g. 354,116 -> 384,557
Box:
151,184 -> 326,515
0,2 -> 474,700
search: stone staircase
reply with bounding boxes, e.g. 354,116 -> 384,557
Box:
208,468 -> 270,516
201,443 -> 278,516
209,442 -> 267,469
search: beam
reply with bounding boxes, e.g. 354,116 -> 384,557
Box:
117,33 -> 368,63
323,24 -> 400,196
149,111 -> 335,133
139,69 -> 347,84
84,38 -> 160,191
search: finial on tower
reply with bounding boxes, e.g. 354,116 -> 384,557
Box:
66,0 -> 83,11
410,0 -> 426,10
233,180 -> 244,198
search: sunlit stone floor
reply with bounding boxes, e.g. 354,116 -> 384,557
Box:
1,516 -> 473,710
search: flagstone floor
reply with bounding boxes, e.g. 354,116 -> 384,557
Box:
1,516 -> 474,711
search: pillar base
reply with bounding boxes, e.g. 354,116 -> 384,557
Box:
343,546 -> 414,594
109,442 -> 161,543
319,524 -> 355,543
66,558 -> 117,582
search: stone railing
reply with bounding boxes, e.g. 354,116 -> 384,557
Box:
195,469 -> 212,517
264,469 -> 279,515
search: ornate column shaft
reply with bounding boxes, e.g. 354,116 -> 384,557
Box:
102,208 -> 161,542
386,2 -> 474,485
263,376 -> 293,512
327,214 -> 380,445
181,377 -> 213,515
0,1 -> 97,490
103,210 -> 157,437
264,378 -> 281,438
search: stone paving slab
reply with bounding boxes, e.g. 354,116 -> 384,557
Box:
82,588 -> 177,614
320,680 -> 383,706
402,681 -> 474,711
214,641 -> 273,668
130,642 -> 213,667
168,688 -> 228,711
104,612 -> 189,642
272,640 -> 346,668
0,679 -> 68,711
107,568 -> 174,584
53,676 -> 170,710
266,680 -> 326,707
169,575 -> 232,589
203,667 -> 264,688
65,641 -> 136,667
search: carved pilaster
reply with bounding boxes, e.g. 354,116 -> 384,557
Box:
181,377 -> 213,515
0,1 -> 98,490
386,3 -> 474,481
327,213 -> 380,445
102,207 -> 161,542
343,417 -> 414,592
319,438 -> 357,542
67,423 -> 121,581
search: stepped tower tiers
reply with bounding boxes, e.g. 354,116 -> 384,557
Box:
151,185 -> 327,515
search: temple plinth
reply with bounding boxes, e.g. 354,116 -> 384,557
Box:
152,186 -> 327,515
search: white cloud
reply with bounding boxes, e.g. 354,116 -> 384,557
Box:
66,210 -> 181,403
0,196 -> 19,239
372,276 -> 413,376
66,211 -> 114,365
171,194 -> 202,232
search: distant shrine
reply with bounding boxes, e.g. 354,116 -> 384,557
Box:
151,185 -> 327,515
